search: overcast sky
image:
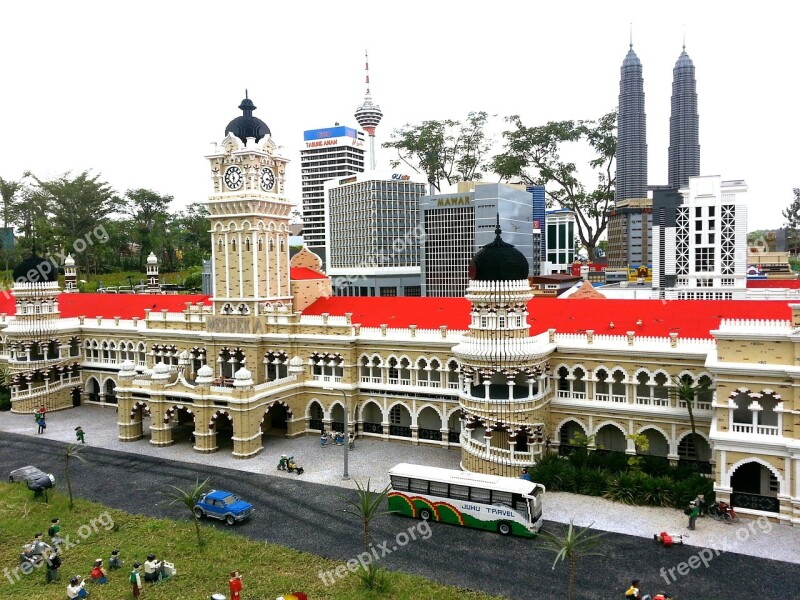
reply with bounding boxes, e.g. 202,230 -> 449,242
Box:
1,1 -> 796,232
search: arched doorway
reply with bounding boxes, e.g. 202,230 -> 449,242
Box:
557,420 -> 585,455
595,424 -> 626,453
678,434 -> 712,473
387,404 -> 412,438
446,411 -> 462,443
730,461 -> 780,513
210,412 -> 233,451
104,379 -> 117,404
330,403 -> 345,432
166,405 -> 195,445
361,401 -> 383,435
261,402 -> 290,438
417,406 -> 442,441
639,429 -> 669,457
86,378 -> 100,403
307,401 -> 324,432
129,400 -> 151,441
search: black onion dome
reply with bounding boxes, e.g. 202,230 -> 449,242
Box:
13,255 -> 59,284
469,225 -> 530,281
225,96 -> 270,143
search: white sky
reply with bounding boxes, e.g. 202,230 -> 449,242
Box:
1,1 -> 796,232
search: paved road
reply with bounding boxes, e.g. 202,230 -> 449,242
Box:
1,434 -> 796,600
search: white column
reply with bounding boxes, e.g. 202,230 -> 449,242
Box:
224,232 -> 230,298
252,233 -> 259,302
238,231 -> 244,296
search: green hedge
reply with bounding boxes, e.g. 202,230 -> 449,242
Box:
529,453 -> 713,508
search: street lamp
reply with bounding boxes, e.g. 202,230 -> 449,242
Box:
324,387 -> 350,480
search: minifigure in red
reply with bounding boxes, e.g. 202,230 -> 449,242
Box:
653,531 -> 684,547
229,570 -> 243,600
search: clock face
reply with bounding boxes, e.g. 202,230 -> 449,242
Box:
224,166 -> 243,190
260,168 -> 275,192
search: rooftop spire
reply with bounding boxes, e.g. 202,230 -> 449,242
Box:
629,22 -> 633,48
364,50 -> 371,96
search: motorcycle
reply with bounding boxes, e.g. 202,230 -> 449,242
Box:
708,501 -> 739,522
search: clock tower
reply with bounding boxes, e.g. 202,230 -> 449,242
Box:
205,95 -> 293,316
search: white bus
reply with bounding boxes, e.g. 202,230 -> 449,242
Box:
388,463 -> 545,537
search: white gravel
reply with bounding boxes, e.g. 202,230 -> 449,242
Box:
2,404 -> 799,564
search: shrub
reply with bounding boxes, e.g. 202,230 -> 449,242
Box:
0,387 -> 10,411
671,475 -> 714,508
641,476 -> 675,507
583,468 -> 610,497
586,451 -> 629,474
529,454 -> 568,490
641,456 -> 671,478
183,268 -> 203,290
604,472 -> 648,505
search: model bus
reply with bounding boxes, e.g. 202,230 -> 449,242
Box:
387,463 -> 545,537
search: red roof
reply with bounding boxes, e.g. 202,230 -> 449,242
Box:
303,296 -> 795,339
746,279 -> 800,288
0,293 -> 211,319
290,267 -> 328,281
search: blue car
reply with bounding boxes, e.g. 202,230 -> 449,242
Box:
193,490 -> 254,525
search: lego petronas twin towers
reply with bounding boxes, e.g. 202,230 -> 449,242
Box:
615,43 -> 700,201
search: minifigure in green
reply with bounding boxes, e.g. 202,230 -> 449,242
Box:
75,426 -> 86,444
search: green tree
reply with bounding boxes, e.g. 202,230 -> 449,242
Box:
122,189 -> 173,269
342,479 -> 391,590
10,182 -> 52,258
625,433 -> 649,470
28,171 -> 120,273
383,111 -> 492,192
781,188 -> 800,255
64,443 -> 87,510
670,374 -> 711,472
492,111 -> 616,260
0,176 -> 23,271
173,203 -> 211,268
538,519 -> 605,600
164,477 -> 211,547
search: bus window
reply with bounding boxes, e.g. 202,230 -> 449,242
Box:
450,484 -> 470,500
512,494 -> 527,512
470,487 -> 491,504
492,491 -> 513,507
409,478 -> 429,494
429,481 -> 449,497
390,476 -> 410,491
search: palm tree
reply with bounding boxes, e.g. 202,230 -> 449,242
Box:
671,374 -> 711,471
538,519 -> 605,600
341,479 -> 391,589
164,477 -> 211,547
64,444 -> 87,510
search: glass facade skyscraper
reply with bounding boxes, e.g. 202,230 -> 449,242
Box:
668,48 -> 700,190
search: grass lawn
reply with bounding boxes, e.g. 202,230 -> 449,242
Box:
1,484 -> 501,600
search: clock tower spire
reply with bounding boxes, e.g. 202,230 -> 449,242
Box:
205,96 -> 292,317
